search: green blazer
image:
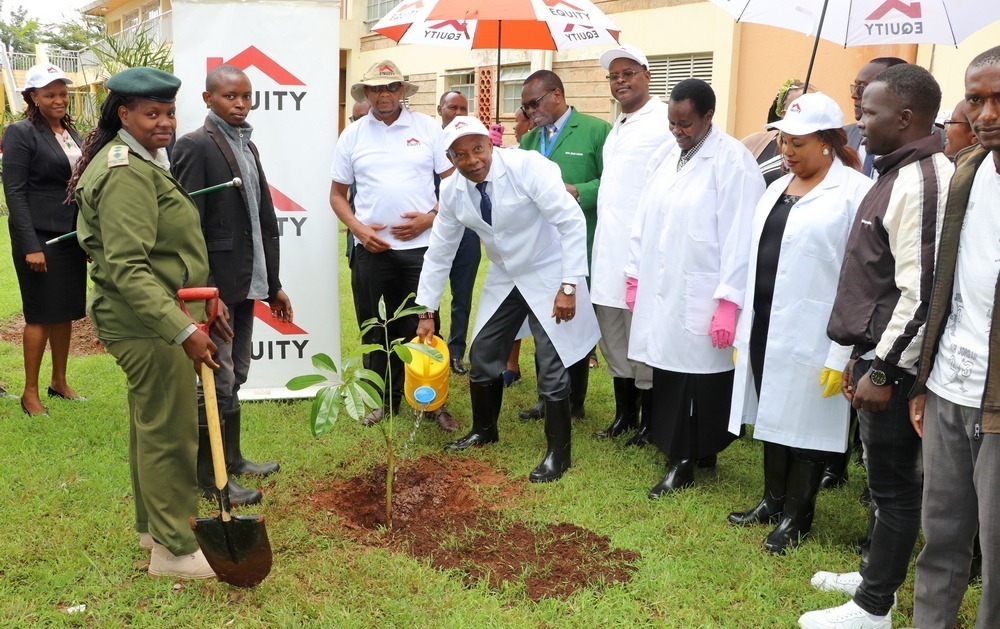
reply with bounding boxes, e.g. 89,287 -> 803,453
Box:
76,136 -> 210,342
520,108 -> 610,262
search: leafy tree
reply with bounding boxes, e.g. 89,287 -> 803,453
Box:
41,15 -> 103,52
0,2 -> 41,53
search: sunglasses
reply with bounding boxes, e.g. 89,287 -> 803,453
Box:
606,68 -> 644,82
367,83 -> 403,94
520,88 -> 556,113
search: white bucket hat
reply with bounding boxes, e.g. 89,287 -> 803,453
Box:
350,60 -> 418,103
767,92 -> 844,135
24,64 -> 73,90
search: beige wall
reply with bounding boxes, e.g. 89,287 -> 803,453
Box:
917,24 -> 1000,111
732,24 -> 916,139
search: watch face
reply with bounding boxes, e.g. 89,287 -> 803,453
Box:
561,285 -> 574,295
870,370 -> 888,386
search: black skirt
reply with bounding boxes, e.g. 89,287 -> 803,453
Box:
11,229 -> 86,324
650,368 -> 737,459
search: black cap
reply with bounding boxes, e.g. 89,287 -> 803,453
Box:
106,67 -> 181,103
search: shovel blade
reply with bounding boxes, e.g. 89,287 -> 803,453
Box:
191,514 -> 272,588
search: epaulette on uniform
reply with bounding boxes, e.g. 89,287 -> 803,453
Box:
107,145 -> 130,168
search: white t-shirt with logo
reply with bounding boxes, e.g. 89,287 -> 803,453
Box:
927,157 -> 1000,407
331,107 -> 450,250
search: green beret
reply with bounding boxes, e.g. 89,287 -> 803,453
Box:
106,67 -> 181,103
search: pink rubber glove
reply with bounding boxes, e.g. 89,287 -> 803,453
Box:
710,299 -> 738,349
625,276 -> 638,313
489,123 -> 504,147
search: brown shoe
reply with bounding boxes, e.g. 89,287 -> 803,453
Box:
361,407 -> 384,427
433,407 -> 459,432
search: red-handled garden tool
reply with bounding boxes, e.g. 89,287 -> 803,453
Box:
178,287 -> 272,588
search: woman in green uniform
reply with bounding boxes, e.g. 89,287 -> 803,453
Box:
69,67 -> 231,579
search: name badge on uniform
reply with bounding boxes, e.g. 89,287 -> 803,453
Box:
107,145 -> 130,168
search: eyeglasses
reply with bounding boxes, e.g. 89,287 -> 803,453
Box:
849,83 -> 867,97
520,88 -> 556,112
606,68 -> 644,82
943,120 -> 970,126
367,83 -> 403,94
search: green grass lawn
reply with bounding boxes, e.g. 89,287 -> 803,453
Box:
0,218 -> 983,627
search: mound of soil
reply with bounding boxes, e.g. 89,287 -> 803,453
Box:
0,314 -> 104,356
308,455 -> 639,601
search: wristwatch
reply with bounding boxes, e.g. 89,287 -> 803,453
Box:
869,369 -> 889,386
560,283 -> 576,296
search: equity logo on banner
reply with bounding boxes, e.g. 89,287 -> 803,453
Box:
864,0 -> 924,36
207,46 -> 307,111
252,301 -> 310,361
269,185 -> 308,238
425,20 -> 469,41
542,0 -> 591,21
563,23 -> 600,42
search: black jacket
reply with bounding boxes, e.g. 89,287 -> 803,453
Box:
1,118 -> 82,252
172,117 -> 281,305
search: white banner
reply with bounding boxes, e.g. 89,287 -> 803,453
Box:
173,0 -> 341,399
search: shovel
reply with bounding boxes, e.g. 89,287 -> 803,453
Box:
178,287 -> 273,588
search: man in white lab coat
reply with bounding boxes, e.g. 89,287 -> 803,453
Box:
415,117 -> 601,482
590,44 -> 674,444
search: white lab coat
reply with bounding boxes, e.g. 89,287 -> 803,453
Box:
727,159 -> 874,452
417,148 -> 600,367
625,128 -> 764,374
590,98 -> 674,308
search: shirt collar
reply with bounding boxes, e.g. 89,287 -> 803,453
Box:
208,110 -> 253,141
118,129 -> 170,171
550,106 -> 573,134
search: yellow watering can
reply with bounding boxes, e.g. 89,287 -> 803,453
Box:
404,335 -> 450,412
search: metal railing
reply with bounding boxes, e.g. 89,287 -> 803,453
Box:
113,11 -> 173,46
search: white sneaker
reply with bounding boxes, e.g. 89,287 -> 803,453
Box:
149,543 -> 215,579
139,532 -> 154,551
811,571 -> 863,597
798,601 -> 891,629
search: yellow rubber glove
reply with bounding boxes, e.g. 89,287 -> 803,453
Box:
819,367 -> 842,398
733,348 -> 738,366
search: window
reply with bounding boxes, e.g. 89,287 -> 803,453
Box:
142,1 -> 160,22
365,0 -> 400,32
648,53 -> 714,101
445,71 -> 477,115
122,9 -> 141,31
499,64 -> 531,115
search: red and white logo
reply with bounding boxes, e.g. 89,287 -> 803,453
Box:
254,300 -> 307,334
789,102 -> 802,114
866,0 -> 922,20
454,121 -> 468,129
269,185 -> 306,212
425,20 -> 469,40
407,137 -> 422,146
207,46 -> 305,86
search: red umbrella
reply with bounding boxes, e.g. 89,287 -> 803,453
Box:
373,0 -> 620,121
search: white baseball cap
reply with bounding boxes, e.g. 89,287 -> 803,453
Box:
24,64 -> 73,90
934,109 -> 952,129
767,92 -> 844,135
443,116 -> 489,150
599,44 -> 649,70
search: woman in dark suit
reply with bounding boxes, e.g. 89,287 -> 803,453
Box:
1,64 -> 87,415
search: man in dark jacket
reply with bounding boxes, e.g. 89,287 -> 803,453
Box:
800,64 -> 953,629
173,64 -> 289,505
909,45 -> 1000,628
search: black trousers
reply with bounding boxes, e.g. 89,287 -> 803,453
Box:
351,245 -> 435,405
468,288 -> 570,400
650,368 -> 737,460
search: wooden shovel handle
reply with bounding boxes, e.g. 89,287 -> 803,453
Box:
200,364 -> 231,523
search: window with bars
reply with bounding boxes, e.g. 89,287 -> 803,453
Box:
446,71 -> 478,115
365,0 -> 400,32
499,64 -> 531,115
648,53 -> 714,101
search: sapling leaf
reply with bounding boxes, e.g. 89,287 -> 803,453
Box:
356,368 -> 386,393
377,296 -> 387,321
355,381 -> 381,409
311,353 -> 338,378
393,293 -> 419,318
393,344 -> 413,363
343,383 -> 368,421
397,304 -> 431,319
360,316 -> 379,328
287,374 -> 328,391
404,341 -> 444,362
350,344 -> 382,359
311,387 -> 340,437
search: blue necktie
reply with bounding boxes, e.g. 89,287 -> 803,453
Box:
476,181 -> 492,226
863,152 -> 875,178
